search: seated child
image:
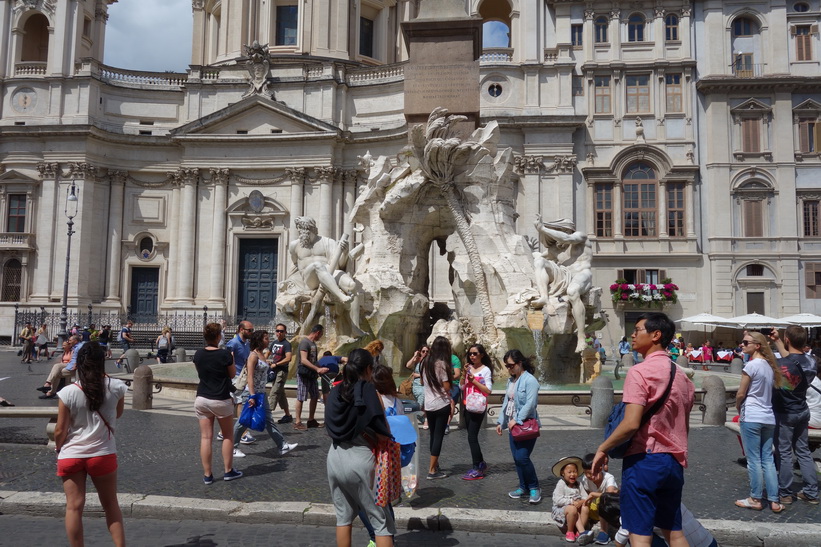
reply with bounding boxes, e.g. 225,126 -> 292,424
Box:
551,456 -> 589,543
577,452 -> 619,545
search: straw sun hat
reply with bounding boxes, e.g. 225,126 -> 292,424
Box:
552,456 -> 585,478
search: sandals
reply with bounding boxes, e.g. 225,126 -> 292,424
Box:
770,502 -> 786,513
735,498 -> 763,511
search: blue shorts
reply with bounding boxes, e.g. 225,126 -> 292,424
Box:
621,452 -> 684,536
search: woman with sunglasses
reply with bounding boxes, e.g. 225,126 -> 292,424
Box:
496,349 -> 542,504
461,344 -> 493,480
734,331 -> 784,513
421,336 -> 454,480
54,341 -> 127,546
405,345 -> 429,429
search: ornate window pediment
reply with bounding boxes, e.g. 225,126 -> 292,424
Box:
794,99 -> 821,117
731,98 -> 772,118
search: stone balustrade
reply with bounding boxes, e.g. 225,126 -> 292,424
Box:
14,62 -> 47,76
98,65 -> 188,88
479,48 -> 513,64
0,233 -> 35,250
347,64 -> 405,85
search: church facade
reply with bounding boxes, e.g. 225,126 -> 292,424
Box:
1,0 -> 820,349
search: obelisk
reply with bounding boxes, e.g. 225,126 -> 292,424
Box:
402,0 -> 482,129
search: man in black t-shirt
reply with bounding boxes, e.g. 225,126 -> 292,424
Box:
267,323 -> 293,424
771,326 -> 819,504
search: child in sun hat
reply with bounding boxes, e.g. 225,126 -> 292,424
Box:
551,456 -> 589,543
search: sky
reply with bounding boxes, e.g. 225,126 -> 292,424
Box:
104,0 -> 193,72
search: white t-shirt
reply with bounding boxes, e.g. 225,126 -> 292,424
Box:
465,365 -> 492,391
741,358 -> 775,425
380,393 -> 405,415
581,471 -> 618,494
57,378 -> 127,459
808,376 -> 821,429
423,359 -> 451,412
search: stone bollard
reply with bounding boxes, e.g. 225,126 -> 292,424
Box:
730,357 -> 743,375
701,375 -> 727,425
132,364 -> 154,410
676,354 -> 690,370
590,375 -> 614,428
174,347 -> 187,363
123,348 -> 141,373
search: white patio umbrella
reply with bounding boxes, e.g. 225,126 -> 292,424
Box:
778,313 -> 821,327
723,312 -> 786,329
676,313 -> 730,327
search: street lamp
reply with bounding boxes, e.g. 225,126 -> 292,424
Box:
57,181 -> 79,346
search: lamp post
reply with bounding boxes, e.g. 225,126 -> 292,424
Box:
57,181 -> 79,346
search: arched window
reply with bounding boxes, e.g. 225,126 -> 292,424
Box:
480,0 -> 512,49
595,16 -> 608,43
732,17 -> 757,38
665,14 -> 679,41
21,13 -> 49,62
623,162 -> 657,237
1,259 -> 22,302
628,13 -> 645,42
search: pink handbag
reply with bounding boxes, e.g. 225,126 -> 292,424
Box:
510,418 -> 540,441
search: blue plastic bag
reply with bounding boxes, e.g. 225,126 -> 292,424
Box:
239,393 -> 266,431
385,403 -> 417,467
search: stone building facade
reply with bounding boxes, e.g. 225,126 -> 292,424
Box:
0,0 -> 820,349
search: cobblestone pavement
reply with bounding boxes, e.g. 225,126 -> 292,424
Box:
0,514 -> 559,547
1,349 -> 819,534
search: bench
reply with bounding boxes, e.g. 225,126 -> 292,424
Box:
0,407 -> 60,448
725,420 -> 821,453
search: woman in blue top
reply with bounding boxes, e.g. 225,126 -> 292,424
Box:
496,349 -> 542,504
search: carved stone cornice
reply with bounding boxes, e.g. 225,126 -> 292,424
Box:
192,0 -> 205,9
343,169 -> 360,185
241,216 -> 276,230
551,155 -> 578,174
513,155 -> 544,175
95,8 -> 109,22
315,166 -> 338,183
681,7 -> 692,17
67,162 -> 101,181
36,162 -> 59,180
234,173 -> 288,186
167,168 -> 200,187
15,1 -> 55,16
584,9 -> 595,20
654,6 -> 665,19
610,8 -> 620,21
109,171 -> 128,185
286,167 -> 307,184
798,192 -> 821,201
209,168 -> 230,186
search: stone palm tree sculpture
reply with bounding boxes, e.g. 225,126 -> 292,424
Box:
409,107 -> 497,340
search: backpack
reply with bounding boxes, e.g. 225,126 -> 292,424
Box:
117,328 -> 125,343
158,335 -> 168,349
604,361 -> 676,458
385,400 -> 417,467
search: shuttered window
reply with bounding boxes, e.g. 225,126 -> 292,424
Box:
806,263 -> 821,299
798,118 -> 819,153
794,25 -> 814,61
741,118 -> 761,153
743,200 -> 764,237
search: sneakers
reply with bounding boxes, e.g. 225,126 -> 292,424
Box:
477,461 -> 488,474
367,541 -> 376,547
577,530 -> 595,545
426,470 -> 448,480
223,468 -> 243,481
528,488 -> 542,504
277,415 -> 293,424
280,442 -> 298,456
444,425 -> 450,435
779,495 -> 794,505
232,448 -> 246,458
565,531 -> 576,543
595,531 -> 611,545
306,419 -> 322,428
216,432 -> 224,441
461,468 -> 484,481
203,474 -> 214,485
508,488 -> 525,499
797,491 -> 820,505
239,433 -> 256,445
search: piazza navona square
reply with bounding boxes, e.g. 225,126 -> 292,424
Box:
2,0 -> 821,377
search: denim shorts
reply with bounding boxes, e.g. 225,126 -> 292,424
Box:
621,452 -> 683,535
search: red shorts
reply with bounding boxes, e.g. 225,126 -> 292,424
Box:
57,453 -> 118,477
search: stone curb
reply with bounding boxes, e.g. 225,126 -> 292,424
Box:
3,490 -> 821,545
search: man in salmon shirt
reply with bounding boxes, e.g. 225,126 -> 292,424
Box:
593,312 -> 695,547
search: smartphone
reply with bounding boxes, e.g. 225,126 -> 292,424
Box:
759,328 -> 773,336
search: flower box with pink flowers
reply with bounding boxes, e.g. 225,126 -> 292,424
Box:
610,278 -> 679,308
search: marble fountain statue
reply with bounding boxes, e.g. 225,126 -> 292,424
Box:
275,109 -> 604,384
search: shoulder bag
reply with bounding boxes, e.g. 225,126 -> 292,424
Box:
604,360 -> 676,459
464,375 -> 488,414
509,376 -> 540,441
